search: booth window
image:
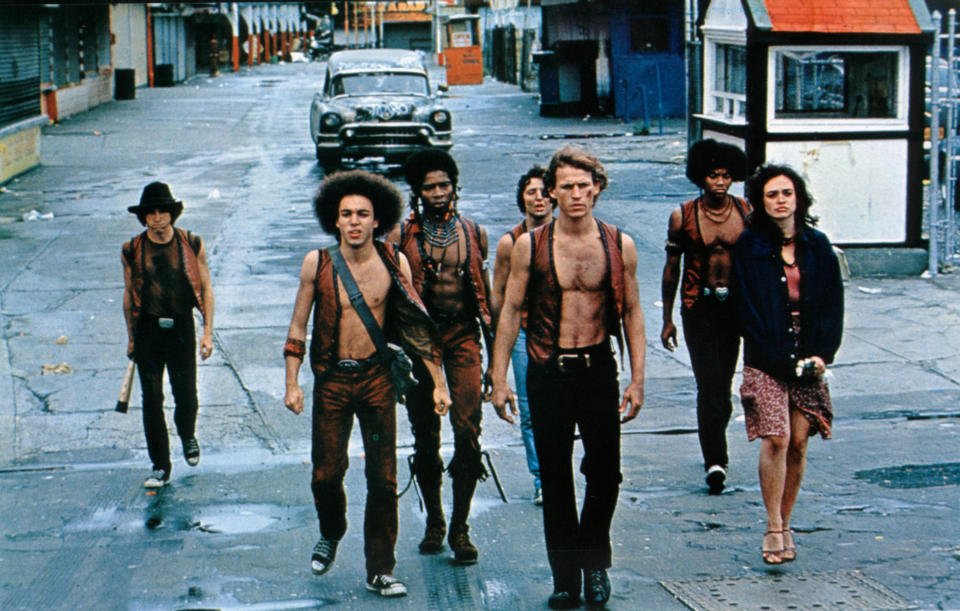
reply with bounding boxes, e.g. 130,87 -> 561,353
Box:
710,43 -> 746,121
774,50 -> 899,119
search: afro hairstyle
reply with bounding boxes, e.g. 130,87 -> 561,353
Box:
685,139 -> 747,188
313,170 -> 403,239
403,148 -> 459,192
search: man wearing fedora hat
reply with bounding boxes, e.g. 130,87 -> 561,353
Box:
122,181 -> 215,488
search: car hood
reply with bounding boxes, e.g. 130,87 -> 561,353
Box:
331,94 -> 436,120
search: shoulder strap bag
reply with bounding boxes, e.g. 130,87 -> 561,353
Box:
328,245 -> 418,403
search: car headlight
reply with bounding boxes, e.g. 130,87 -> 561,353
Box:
430,110 -> 449,126
321,113 -> 342,131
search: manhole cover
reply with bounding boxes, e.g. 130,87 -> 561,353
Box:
660,570 -> 916,611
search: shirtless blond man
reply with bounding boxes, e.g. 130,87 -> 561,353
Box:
490,146 -> 646,609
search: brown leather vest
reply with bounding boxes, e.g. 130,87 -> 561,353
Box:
309,241 -> 438,378
506,220 -> 530,328
506,220 -> 528,244
525,218 -> 626,365
670,196 -> 750,310
398,213 -> 493,330
124,227 -> 205,333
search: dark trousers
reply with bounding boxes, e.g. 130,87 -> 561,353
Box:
134,314 -> 198,473
406,319 -> 484,489
681,298 -> 740,471
311,363 -> 398,578
527,342 -> 622,592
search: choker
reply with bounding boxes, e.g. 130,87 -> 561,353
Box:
421,213 -> 458,247
781,234 -> 796,246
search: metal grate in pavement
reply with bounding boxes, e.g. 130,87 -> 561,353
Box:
660,570 -> 917,611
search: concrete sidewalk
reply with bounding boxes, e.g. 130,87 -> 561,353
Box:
0,61 -> 958,610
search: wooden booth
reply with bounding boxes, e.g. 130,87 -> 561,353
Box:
442,14 -> 483,86
696,0 -> 934,248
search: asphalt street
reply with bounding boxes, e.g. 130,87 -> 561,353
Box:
0,60 -> 959,611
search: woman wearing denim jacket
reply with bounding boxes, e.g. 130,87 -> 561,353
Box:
733,164 -> 843,565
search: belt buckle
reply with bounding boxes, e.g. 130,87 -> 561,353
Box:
157,317 -> 175,329
556,353 -> 590,373
337,359 -> 361,373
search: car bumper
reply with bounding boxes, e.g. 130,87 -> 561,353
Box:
316,122 -> 453,158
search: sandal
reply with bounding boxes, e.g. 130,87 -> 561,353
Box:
762,530 -> 784,565
781,529 -> 797,562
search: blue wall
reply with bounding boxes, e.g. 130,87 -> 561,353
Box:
608,3 -> 686,120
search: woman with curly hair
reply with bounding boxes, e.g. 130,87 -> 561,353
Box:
733,164 -> 843,564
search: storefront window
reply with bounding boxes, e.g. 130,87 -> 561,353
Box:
774,50 -> 899,118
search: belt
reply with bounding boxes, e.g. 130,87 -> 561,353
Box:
555,353 -> 592,373
332,354 -> 382,373
701,286 -> 730,302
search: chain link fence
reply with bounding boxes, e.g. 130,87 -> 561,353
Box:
927,9 -> 960,274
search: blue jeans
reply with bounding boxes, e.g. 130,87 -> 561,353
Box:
512,328 -> 540,490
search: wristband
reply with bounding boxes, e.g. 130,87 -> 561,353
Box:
283,337 -> 306,360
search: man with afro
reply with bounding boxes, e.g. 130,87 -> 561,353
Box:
283,170 -> 451,598
385,149 -> 493,565
661,139 -> 750,495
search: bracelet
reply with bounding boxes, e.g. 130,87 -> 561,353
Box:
283,337 -> 306,360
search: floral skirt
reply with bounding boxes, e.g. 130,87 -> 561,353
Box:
740,366 -> 833,441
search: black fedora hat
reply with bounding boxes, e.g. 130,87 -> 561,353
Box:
128,181 -> 183,215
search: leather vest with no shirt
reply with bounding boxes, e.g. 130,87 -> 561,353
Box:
309,240 -> 439,379
525,218 -> 626,366
398,213 -> 492,330
669,196 -> 750,310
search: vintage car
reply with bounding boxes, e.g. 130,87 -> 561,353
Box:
309,49 -> 453,169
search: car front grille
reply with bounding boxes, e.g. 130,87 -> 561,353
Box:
343,124 -> 430,146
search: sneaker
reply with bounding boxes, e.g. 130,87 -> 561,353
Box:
183,437 -> 201,467
311,536 -> 339,575
533,487 -> 543,506
448,525 -> 478,565
418,524 -> 446,554
583,568 -> 611,605
366,574 -> 408,598
143,469 -> 170,488
706,464 -> 726,495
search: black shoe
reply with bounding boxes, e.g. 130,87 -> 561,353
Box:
311,536 -> 339,575
366,574 -> 408,597
584,569 -> 611,605
548,590 -> 582,609
448,525 -> 479,565
183,437 -> 200,467
419,523 -> 446,554
706,465 -> 726,495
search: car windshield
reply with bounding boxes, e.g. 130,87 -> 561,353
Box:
332,72 -> 429,96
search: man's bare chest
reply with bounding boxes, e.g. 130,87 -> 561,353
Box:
554,238 -> 606,291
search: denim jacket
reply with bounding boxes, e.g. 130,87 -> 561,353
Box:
733,226 -> 844,381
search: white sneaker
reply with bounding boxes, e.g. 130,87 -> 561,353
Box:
706,465 -> 726,495
143,469 -> 170,488
366,574 -> 407,597
533,487 -> 543,506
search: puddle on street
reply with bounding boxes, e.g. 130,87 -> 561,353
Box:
854,462 -> 960,489
191,504 -> 281,534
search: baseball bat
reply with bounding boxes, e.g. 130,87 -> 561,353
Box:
116,360 -> 136,413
